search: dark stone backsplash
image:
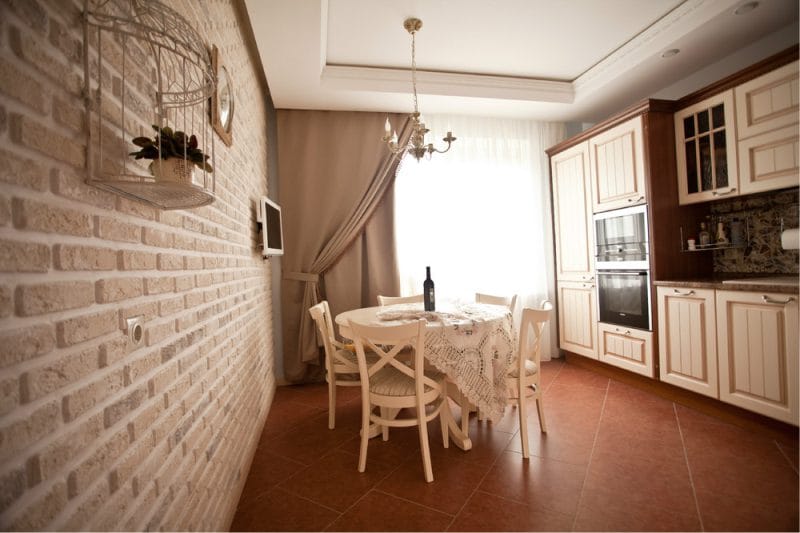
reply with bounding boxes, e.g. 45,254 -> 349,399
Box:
710,188 -> 799,274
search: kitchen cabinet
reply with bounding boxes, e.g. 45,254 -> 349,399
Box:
735,61 -> 799,195
557,280 -> 597,359
588,116 -> 646,212
716,290 -> 798,425
657,286 -> 718,398
674,90 -> 739,205
597,323 -> 654,377
551,142 -> 594,282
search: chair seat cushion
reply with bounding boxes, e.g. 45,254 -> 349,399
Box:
370,367 -> 444,397
508,359 -> 538,378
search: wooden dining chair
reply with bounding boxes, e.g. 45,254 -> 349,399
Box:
508,300 -> 552,458
475,292 -> 518,314
377,294 -> 423,306
349,318 -> 449,482
309,300 -> 367,430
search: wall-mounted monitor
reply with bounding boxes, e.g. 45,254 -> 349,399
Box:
257,196 -> 284,257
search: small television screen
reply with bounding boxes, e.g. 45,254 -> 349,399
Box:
258,196 -> 284,256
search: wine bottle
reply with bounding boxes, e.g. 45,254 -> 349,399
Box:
423,266 -> 435,311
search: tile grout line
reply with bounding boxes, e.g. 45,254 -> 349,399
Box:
773,439 -> 799,475
674,402 -> 705,532
569,376 -> 610,532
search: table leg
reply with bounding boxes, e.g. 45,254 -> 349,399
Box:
440,389 -> 472,451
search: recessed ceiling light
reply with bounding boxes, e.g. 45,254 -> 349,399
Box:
734,1 -> 759,15
661,49 -> 680,58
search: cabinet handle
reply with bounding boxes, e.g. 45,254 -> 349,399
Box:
762,295 -> 795,305
614,327 -> 632,336
627,195 -> 645,203
712,188 -> 737,197
672,289 -> 695,296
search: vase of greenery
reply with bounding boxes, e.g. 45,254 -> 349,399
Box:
129,125 -> 213,184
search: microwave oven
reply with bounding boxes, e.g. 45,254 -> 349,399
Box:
593,204 -> 650,270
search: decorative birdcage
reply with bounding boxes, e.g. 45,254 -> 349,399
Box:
82,0 -> 215,209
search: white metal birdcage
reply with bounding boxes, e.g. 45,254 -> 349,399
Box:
83,0 -> 216,209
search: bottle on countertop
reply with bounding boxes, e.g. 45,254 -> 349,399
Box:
423,266 -> 435,311
716,221 -> 728,244
698,222 -> 711,246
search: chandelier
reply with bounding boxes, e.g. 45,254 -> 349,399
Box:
383,18 -> 456,161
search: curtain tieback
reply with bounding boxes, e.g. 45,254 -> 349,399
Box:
285,271 -> 320,283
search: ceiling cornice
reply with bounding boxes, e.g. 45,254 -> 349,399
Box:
320,65 -> 575,103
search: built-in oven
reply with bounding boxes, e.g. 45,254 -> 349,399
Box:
596,270 -> 651,330
593,204 -> 652,331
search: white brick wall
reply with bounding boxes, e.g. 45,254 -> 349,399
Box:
0,0 -> 277,529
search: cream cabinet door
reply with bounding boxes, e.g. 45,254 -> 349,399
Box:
674,90 -> 739,205
716,290 -> 799,425
598,323 -> 654,377
557,280 -> 597,359
657,286 -> 718,398
735,61 -> 799,195
551,142 -> 594,282
588,116 -> 646,213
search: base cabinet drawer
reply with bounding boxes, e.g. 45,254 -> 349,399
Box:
597,323 -> 653,377
657,287 -> 718,398
716,290 -> 799,425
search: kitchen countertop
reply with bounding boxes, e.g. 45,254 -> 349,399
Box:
654,275 -> 799,295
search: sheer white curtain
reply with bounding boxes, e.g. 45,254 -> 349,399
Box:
394,115 -> 565,359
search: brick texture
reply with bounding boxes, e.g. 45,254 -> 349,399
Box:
0,0 -> 276,530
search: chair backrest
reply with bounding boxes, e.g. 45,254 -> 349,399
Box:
309,300 -> 357,373
518,300 -> 553,371
377,294 -> 424,306
475,292 -> 518,314
349,318 -> 436,394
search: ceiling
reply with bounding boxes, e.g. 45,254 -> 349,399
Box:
245,0 -> 798,123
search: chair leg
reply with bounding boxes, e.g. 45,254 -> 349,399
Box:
536,392 -> 547,433
358,395 -> 370,473
440,382 -> 449,449
518,380 -> 530,459
459,392 -> 471,435
379,406 -> 390,441
417,399 -> 434,482
327,379 -> 336,430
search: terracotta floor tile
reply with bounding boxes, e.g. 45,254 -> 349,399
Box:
263,413 -> 358,465
336,425 -> 423,467
377,453 -> 490,515
777,440 -> 799,473
448,490 -> 573,532
695,487 -> 799,532
259,399 -> 327,440
278,449 -> 397,512
479,451 -> 586,516
236,448 -> 306,510
230,486 -> 339,532
326,489 -> 453,532
573,498 -> 701,532
550,364 -> 610,389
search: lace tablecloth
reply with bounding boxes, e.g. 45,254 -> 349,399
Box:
338,302 -> 517,422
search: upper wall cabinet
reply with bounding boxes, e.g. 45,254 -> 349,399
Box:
588,116 -> 646,212
674,91 -> 739,205
735,61 -> 799,195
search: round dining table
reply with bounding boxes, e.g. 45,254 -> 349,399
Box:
335,301 -> 518,451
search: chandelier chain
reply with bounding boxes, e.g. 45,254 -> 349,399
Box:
411,29 -> 418,114
382,17 -> 456,161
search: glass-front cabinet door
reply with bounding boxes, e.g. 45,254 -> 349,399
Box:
674,90 -> 739,205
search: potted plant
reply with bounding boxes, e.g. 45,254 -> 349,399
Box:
130,125 -> 213,184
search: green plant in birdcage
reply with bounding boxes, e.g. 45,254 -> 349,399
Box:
129,125 -> 213,172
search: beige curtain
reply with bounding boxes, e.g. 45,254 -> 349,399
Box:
277,110 -> 411,382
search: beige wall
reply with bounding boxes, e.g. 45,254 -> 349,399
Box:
0,0 -> 276,529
